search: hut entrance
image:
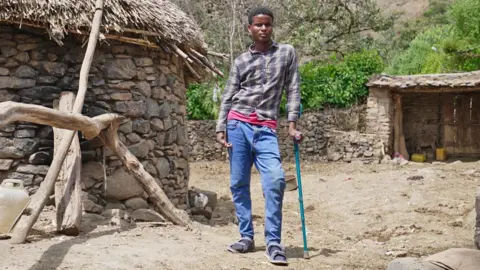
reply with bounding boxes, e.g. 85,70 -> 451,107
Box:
442,93 -> 480,157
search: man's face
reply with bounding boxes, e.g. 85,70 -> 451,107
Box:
248,14 -> 273,44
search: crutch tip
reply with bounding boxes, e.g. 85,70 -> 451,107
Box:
303,251 -> 310,259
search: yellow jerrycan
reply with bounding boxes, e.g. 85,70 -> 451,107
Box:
0,179 -> 31,234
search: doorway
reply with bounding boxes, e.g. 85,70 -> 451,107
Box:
442,93 -> 480,157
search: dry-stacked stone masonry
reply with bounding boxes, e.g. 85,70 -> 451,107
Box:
188,106 -> 385,163
0,25 -> 190,213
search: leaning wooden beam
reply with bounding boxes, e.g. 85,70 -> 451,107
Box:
0,101 -> 120,140
98,121 -> 190,226
185,62 -> 202,81
53,92 -> 83,236
393,94 -> 409,159
186,51 -> 203,67
10,0 -> 105,244
393,94 -> 400,154
190,49 -> 224,77
0,105 -> 190,228
398,95 -> 409,160
207,51 -> 229,60
170,44 -> 194,64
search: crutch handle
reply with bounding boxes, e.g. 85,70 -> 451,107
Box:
286,103 -> 303,142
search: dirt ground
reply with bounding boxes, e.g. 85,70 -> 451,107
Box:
1,159 -> 478,270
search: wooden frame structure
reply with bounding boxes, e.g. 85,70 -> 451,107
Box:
367,71 -> 480,160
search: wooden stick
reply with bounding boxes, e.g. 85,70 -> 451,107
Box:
185,62 -> 202,81
0,104 -> 190,227
170,44 -> 194,64
0,103 -> 122,137
207,51 -> 229,60
1,19 -> 161,50
397,96 -> 409,160
0,101 -> 122,140
186,52 -> 204,68
103,34 -> 161,49
1,19 -> 222,79
1,19 -> 164,40
394,94 -> 400,154
98,122 -> 190,226
53,92 -> 82,236
10,0 -> 105,244
190,49 -> 224,77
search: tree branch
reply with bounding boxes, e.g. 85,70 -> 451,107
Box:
98,123 -> 190,226
0,101 -> 123,140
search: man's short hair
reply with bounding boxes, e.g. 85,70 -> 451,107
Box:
248,6 -> 274,25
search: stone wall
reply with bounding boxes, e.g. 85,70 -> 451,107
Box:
402,92 -> 441,160
187,106 -> 385,163
0,25 -> 190,214
366,87 -> 394,154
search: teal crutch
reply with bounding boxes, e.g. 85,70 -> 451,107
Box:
290,103 -> 309,259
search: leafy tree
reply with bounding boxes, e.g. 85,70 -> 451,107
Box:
277,0 -> 393,58
172,0 -> 393,63
386,26 -> 452,75
444,0 -> 480,70
386,0 -> 480,75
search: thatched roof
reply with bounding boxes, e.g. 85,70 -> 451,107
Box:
0,0 -> 206,51
367,71 -> 480,90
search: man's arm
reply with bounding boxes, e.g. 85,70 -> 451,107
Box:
284,46 -> 301,139
216,61 -> 240,132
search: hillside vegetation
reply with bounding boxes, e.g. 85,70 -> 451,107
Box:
174,0 -> 476,120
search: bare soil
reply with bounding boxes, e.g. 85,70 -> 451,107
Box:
1,160 -> 478,270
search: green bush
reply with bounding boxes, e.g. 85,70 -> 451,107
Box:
449,0 -> 480,41
299,49 -> 385,109
186,75 -> 227,120
386,26 -> 452,75
386,0 -> 480,75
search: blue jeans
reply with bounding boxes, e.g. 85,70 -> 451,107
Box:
226,119 -> 286,245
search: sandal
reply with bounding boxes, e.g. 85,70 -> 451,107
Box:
264,243 -> 288,266
227,237 -> 255,253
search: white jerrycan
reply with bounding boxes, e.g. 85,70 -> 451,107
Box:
0,179 -> 31,234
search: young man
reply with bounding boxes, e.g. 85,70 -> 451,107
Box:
215,6 -> 302,266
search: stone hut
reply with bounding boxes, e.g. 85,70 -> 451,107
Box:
367,71 -> 480,161
0,1 -> 214,214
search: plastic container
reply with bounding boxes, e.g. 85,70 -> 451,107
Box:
436,148 -> 447,161
0,179 -> 30,234
411,153 -> 427,163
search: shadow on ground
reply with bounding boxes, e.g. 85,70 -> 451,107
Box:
252,245 -> 321,259
26,220 -> 137,270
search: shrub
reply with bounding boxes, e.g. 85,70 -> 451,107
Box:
186,75 -> 227,120
298,49 -> 385,110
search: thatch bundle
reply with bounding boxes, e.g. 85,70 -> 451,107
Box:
0,0 -> 206,51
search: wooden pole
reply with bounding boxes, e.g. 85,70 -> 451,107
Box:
53,92 -> 83,236
99,122 -> 190,226
0,104 -> 190,226
394,94 -> 409,159
394,94 -> 401,154
10,0 -> 105,244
